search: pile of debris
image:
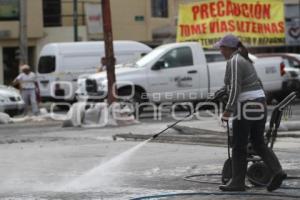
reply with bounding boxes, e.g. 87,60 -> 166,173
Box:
62,102 -> 138,128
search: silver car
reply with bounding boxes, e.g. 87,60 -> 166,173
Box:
0,85 -> 25,116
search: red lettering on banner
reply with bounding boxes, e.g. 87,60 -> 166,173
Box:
207,20 -> 285,34
245,21 -> 251,32
226,0 -> 232,16
241,4 -> 249,17
236,21 -> 244,32
179,24 -> 207,37
220,21 -> 228,32
252,22 -> 258,33
191,1 -> 271,20
263,24 -> 271,33
180,25 -> 188,36
255,3 -> 262,19
272,23 -> 278,33
228,20 -> 235,32
232,2 -> 241,16
263,4 -> 271,19
201,4 -> 209,19
209,2 -> 217,17
278,22 -> 285,33
191,24 -> 207,35
249,4 -> 255,18
257,23 -> 263,33
192,6 -> 200,20
209,21 -> 218,33
217,1 -> 225,16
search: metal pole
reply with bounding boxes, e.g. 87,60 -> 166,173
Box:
102,0 -> 116,105
73,0 -> 79,41
19,0 -> 28,65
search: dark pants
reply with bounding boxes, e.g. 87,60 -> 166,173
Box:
231,98 -> 282,184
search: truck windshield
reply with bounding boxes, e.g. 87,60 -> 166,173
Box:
38,56 -> 55,74
205,53 -> 225,63
136,48 -> 165,67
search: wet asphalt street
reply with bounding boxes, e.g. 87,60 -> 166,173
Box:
0,104 -> 300,200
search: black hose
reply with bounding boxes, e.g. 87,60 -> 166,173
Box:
183,173 -> 300,190
226,121 -> 231,159
130,173 -> 300,199
131,191 -> 300,200
183,173 -> 222,185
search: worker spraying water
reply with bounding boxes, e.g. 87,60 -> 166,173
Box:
151,34 -> 288,192
214,34 -> 286,192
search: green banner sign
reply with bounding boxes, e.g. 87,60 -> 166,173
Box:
0,0 -> 19,20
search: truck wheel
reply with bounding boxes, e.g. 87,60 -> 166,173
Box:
221,158 -> 232,184
247,162 -> 271,186
118,88 -> 145,117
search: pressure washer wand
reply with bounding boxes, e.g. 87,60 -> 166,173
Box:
151,88 -> 227,140
152,114 -> 193,139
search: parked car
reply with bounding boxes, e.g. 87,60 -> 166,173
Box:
256,53 -> 300,100
0,85 -> 25,117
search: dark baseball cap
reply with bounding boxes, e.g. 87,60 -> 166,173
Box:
214,34 -> 240,48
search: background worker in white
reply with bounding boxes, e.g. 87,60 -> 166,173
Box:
13,65 -> 39,115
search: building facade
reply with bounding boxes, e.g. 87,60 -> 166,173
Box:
0,0 -> 43,84
0,0 -> 299,84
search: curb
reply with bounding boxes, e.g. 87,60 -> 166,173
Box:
113,133 -> 227,146
173,125 -> 225,135
173,125 -> 300,138
0,121 -> 62,129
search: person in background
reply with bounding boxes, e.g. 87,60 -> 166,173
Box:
97,57 -> 107,72
13,64 -> 39,116
215,34 -> 286,192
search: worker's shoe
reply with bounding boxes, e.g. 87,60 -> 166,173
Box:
220,146 -> 248,192
267,170 -> 287,192
219,180 -> 246,191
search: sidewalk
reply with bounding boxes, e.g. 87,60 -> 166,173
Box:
174,119 -> 300,137
2,110 -> 300,146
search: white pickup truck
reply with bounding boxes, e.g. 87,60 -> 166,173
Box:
75,42 -> 285,106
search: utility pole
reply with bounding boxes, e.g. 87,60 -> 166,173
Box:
101,0 -> 116,105
73,0 -> 79,41
19,0 -> 28,65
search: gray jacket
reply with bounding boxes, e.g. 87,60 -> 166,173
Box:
224,52 -> 263,112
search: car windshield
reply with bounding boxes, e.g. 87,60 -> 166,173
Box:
136,48 -> 165,67
293,54 -> 300,61
204,52 -> 257,62
38,56 -> 55,74
284,56 -> 300,69
205,53 -> 225,63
